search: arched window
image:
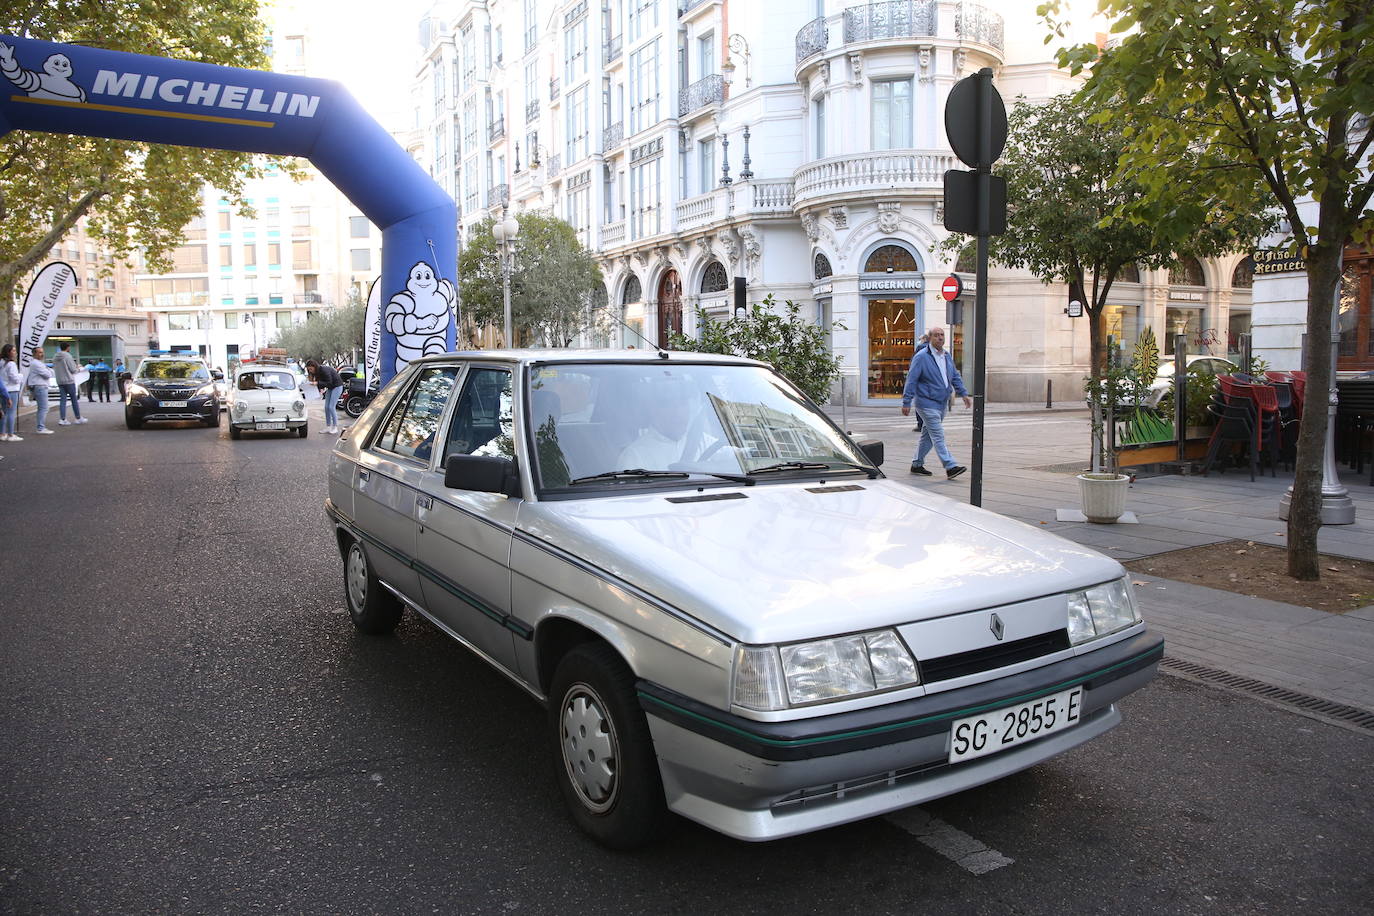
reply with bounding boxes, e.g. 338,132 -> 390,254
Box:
1231,256 -> 1254,289
622,274 -> 641,304
1169,256 -> 1205,286
700,260 -> 729,293
813,252 -> 832,279
955,243 -> 976,274
1118,263 -> 1140,283
864,244 -> 917,273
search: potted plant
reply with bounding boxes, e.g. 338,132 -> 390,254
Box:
1080,364 -> 1133,523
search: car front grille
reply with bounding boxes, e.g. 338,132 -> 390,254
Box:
919,631 -> 1071,684
153,387 -> 197,399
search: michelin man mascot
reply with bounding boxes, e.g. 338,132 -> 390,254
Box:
0,42 -> 88,102
385,261 -> 456,373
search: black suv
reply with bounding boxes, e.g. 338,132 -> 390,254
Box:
125,357 -> 221,429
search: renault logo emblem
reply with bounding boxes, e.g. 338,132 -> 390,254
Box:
989,612 -> 1005,641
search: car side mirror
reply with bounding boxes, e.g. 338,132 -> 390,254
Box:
857,439 -> 884,467
211,370 -> 224,380
444,454 -> 520,497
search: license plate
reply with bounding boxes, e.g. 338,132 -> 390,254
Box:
159,400 -> 188,408
948,687 -> 1082,763
256,421 -> 287,430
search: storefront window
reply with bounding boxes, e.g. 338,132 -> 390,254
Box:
1337,257 -> 1372,368
1165,307 -> 1202,355
867,298 -> 916,399
1104,304 -> 1139,361
1227,311 -> 1252,359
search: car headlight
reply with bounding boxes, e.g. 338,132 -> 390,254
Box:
733,629 -> 919,711
1067,577 -> 1141,646
293,399 -> 305,413
128,383 -> 149,398
233,400 -> 247,415
195,383 -> 216,398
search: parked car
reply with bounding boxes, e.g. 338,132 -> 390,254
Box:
211,368 -> 228,408
326,351 -> 1162,848
124,356 -> 219,429
1145,356 -> 1238,407
226,364 -> 308,439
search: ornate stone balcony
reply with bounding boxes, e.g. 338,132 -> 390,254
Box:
601,220 -> 627,247
792,150 -> 956,210
843,0 -> 937,43
795,16 -> 828,64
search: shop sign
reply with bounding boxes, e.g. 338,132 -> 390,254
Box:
1252,247 -> 1307,275
859,278 -> 924,291
813,282 -> 833,296
1169,291 -> 1205,301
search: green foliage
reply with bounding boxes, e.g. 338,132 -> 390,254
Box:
457,211 -> 605,347
1,1 -> 291,345
667,294 -> 844,403
1159,364 -> 1224,430
273,294 -> 366,365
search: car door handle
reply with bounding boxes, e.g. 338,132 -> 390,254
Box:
358,469 -> 370,483
416,494 -> 433,510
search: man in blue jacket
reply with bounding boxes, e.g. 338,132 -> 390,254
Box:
900,326 -> 971,479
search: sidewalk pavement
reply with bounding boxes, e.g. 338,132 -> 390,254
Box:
828,401 -> 1374,718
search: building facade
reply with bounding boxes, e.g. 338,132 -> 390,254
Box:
412,0 -> 1253,402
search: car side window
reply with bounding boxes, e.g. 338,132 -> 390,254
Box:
443,368 -> 514,462
372,366 -> 459,463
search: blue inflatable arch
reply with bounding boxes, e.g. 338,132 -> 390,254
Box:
0,34 -> 456,385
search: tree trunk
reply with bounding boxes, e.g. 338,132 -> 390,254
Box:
1285,242 -> 1343,580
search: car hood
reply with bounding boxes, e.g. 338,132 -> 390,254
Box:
517,480 -> 1124,644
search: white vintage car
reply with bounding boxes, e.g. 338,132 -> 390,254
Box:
227,364 -> 308,439
325,351 -> 1162,848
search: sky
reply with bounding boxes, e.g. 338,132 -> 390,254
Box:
267,0 -> 436,130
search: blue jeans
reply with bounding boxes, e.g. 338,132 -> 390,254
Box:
32,385 -> 50,430
0,388 -> 13,435
58,382 -> 81,420
914,405 -> 957,470
324,385 -> 342,427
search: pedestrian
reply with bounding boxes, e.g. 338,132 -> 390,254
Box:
24,346 -> 54,434
900,326 -> 972,479
94,358 -> 112,402
82,359 -> 96,401
0,343 -> 20,441
113,359 -> 129,401
52,342 -> 86,425
911,333 -> 930,433
305,359 -> 343,435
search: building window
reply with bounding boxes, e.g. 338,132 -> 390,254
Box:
814,253 -> 832,280
697,32 -> 714,79
871,78 -> 912,150
351,249 -> 371,271
242,244 -> 256,268
224,312 -> 239,329
631,156 -> 662,239
275,311 -> 293,329
168,313 -> 192,331
350,216 -> 370,239
701,260 -> 729,293
565,15 -> 588,86
196,312 -> 212,330
566,85 -> 589,162
865,244 -> 918,273
1169,256 -> 1205,286
1227,311 -> 1252,360
629,39 -> 660,134
697,138 -> 715,195
1338,256 -> 1373,369
218,211 -> 231,232
524,0 -> 538,51
813,96 -> 825,158
1231,256 -> 1254,288
292,241 -> 312,269
628,0 -> 658,43
623,274 -> 642,304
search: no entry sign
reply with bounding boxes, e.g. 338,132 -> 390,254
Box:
941,275 -> 963,301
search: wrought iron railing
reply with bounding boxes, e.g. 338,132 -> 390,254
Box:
547,154 -> 561,178
488,117 -> 505,143
843,0 -> 937,43
678,73 -> 725,117
526,100 -> 539,123
679,0 -> 711,15
795,16 -> 829,63
954,2 -> 1005,52
489,183 -> 510,206
549,76 -> 560,101
604,34 -> 623,63
602,121 -> 624,151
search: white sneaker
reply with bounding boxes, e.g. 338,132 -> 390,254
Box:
76,417 -> 88,424
10,435 -> 22,441
58,419 -> 71,426
36,428 -> 54,434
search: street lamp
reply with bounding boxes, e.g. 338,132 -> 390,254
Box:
491,210 -> 520,347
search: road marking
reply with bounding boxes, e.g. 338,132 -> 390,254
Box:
885,807 -> 1014,875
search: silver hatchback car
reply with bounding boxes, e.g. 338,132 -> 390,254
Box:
326,350 -> 1162,847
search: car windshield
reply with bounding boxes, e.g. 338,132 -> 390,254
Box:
238,371 -> 296,390
527,362 -> 873,490
139,360 -> 209,380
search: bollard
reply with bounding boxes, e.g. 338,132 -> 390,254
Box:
1046,379 -> 1052,408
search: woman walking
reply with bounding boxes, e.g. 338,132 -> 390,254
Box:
0,344 -> 20,441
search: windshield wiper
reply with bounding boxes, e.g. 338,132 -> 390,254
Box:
747,460 -> 879,479
568,468 -> 691,485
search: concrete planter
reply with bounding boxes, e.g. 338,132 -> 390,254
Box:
1077,473 -> 1130,524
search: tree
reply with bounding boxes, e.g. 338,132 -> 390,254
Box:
1,1 -> 283,347
274,293 -> 365,365
952,91 -> 1269,380
669,295 -> 844,403
1047,0 -> 1374,579
457,211 -> 605,347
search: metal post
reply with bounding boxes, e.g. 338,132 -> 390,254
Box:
1240,332 -> 1253,376
501,238 -> 513,348
840,374 -> 848,434
1046,379 -> 1052,409
969,69 -> 992,507
1174,335 -> 1187,462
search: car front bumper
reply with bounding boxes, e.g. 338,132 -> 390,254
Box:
639,630 -> 1162,841
126,396 -> 217,422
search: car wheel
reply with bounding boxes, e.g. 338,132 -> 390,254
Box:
549,642 -> 666,849
205,407 -> 221,428
229,423 -> 241,440
125,413 -> 141,430
344,539 -> 402,634
345,397 -> 364,418
297,423 -> 309,438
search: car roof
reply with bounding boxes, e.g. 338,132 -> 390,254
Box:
404,348 -> 769,369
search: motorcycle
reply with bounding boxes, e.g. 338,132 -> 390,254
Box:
338,376 -> 375,418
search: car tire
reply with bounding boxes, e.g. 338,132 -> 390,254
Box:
205,407 -> 221,428
297,423 -> 309,438
229,423 -> 242,440
549,642 -> 667,850
344,539 -> 402,634
125,413 -> 141,430
345,397 -> 364,418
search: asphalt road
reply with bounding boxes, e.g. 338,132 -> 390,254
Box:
1,401 -> 1371,915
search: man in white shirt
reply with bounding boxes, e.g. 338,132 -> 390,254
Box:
617,380 -> 694,469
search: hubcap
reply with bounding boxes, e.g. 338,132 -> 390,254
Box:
560,684 -> 619,813
346,543 -> 368,613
